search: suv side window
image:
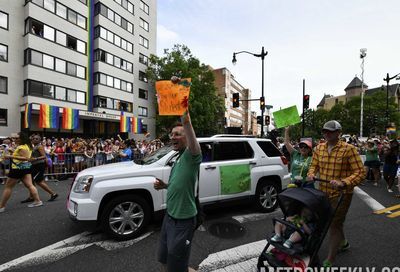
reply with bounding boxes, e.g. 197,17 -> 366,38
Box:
213,141 -> 254,161
256,141 -> 282,157
200,142 -> 213,162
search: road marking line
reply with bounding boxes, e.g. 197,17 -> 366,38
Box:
198,240 -> 265,272
232,210 -> 280,224
95,232 -> 153,250
0,231 -> 153,271
353,187 -> 388,212
0,232 -> 94,271
373,204 -> 400,214
386,210 -> 400,218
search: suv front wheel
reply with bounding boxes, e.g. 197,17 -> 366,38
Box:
255,180 -> 279,213
100,194 -> 151,240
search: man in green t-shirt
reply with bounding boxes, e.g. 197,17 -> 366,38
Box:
154,77 -> 202,272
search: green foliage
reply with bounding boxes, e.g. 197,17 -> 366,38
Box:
146,44 -> 225,137
295,90 -> 400,139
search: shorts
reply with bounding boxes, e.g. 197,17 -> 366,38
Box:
329,193 -> 353,228
364,160 -> 381,169
383,164 -> 398,177
8,168 -> 31,179
31,163 -> 45,183
157,214 -> 196,272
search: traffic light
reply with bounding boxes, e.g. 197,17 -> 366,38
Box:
260,96 -> 265,110
373,115 -> 378,125
257,116 -> 262,124
303,95 -> 310,110
232,93 -> 239,108
265,115 -> 270,125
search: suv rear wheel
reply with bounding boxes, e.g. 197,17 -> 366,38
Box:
255,180 -> 279,213
100,194 -> 150,240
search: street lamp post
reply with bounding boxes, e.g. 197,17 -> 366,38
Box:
232,47 -> 268,137
359,48 -> 367,137
383,72 -> 400,124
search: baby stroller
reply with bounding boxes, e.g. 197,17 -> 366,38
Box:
257,184 -> 343,270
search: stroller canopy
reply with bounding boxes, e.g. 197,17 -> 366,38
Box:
278,188 -> 332,228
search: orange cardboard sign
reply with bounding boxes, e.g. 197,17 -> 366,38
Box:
155,78 -> 191,116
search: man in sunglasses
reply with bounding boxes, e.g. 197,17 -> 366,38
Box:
154,76 -> 202,272
307,120 -> 365,268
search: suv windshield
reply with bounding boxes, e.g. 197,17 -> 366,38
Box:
140,145 -> 174,165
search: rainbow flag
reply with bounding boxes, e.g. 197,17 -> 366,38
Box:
386,127 -> 396,134
120,113 -> 131,133
39,104 -> 59,128
131,117 -> 142,134
62,108 -> 79,130
23,103 -> 32,129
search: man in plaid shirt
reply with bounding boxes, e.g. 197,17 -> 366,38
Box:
307,120 -> 365,267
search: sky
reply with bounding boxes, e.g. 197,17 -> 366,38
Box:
156,0 -> 400,114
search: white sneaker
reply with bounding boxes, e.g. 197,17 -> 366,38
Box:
28,201 -> 43,208
0,207 -> 5,213
373,182 -> 378,186
388,189 -> 394,193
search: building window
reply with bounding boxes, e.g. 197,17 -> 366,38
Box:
138,106 -> 148,117
0,44 -> 7,62
28,0 -> 86,29
0,108 -> 7,126
25,18 -> 86,54
0,11 -> 9,30
94,96 -> 132,112
114,0 -> 134,15
139,71 -> 148,83
55,86 -> 66,100
139,35 -> 149,49
94,26 -> 133,53
0,76 -> 7,94
138,88 -> 147,100
56,2 -> 67,18
44,0 -> 55,13
25,49 -> 86,79
140,1 -> 149,14
139,18 -> 149,31
139,53 -> 148,65
94,72 -> 133,93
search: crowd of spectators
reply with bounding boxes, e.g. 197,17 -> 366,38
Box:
0,135 -> 165,181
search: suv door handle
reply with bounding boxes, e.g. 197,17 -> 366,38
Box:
249,161 -> 257,165
205,166 -> 216,170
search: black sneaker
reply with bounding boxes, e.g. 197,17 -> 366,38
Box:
20,197 -> 34,204
48,194 -> 59,202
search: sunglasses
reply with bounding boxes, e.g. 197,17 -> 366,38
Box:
299,144 -> 309,149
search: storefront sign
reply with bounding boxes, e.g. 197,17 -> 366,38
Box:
79,111 -> 120,121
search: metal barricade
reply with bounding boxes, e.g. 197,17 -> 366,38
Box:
0,149 -> 151,182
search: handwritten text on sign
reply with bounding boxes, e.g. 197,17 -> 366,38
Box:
155,79 -> 191,116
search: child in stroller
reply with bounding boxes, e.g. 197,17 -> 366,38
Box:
271,206 -> 315,249
258,186 -> 337,270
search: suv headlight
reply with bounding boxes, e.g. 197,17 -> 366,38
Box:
73,175 -> 94,193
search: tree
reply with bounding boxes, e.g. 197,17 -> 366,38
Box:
146,44 -> 225,137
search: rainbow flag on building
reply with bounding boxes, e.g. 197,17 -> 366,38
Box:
23,103 -> 32,129
131,117 -> 142,134
120,113 -> 131,133
39,104 -> 59,129
62,108 -> 79,130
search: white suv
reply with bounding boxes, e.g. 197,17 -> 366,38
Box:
67,137 -> 290,240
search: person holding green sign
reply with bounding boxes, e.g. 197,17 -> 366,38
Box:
284,126 -> 313,188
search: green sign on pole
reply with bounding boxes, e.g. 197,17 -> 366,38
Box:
273,105 -> 301,128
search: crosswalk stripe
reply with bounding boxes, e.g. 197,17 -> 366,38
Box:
373,204 -> 400,214
386,210 -> 400,218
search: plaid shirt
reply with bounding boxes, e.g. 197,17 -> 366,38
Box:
308,140 -> 366,196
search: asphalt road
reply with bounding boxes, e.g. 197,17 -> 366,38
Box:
0,178 -> 399,271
